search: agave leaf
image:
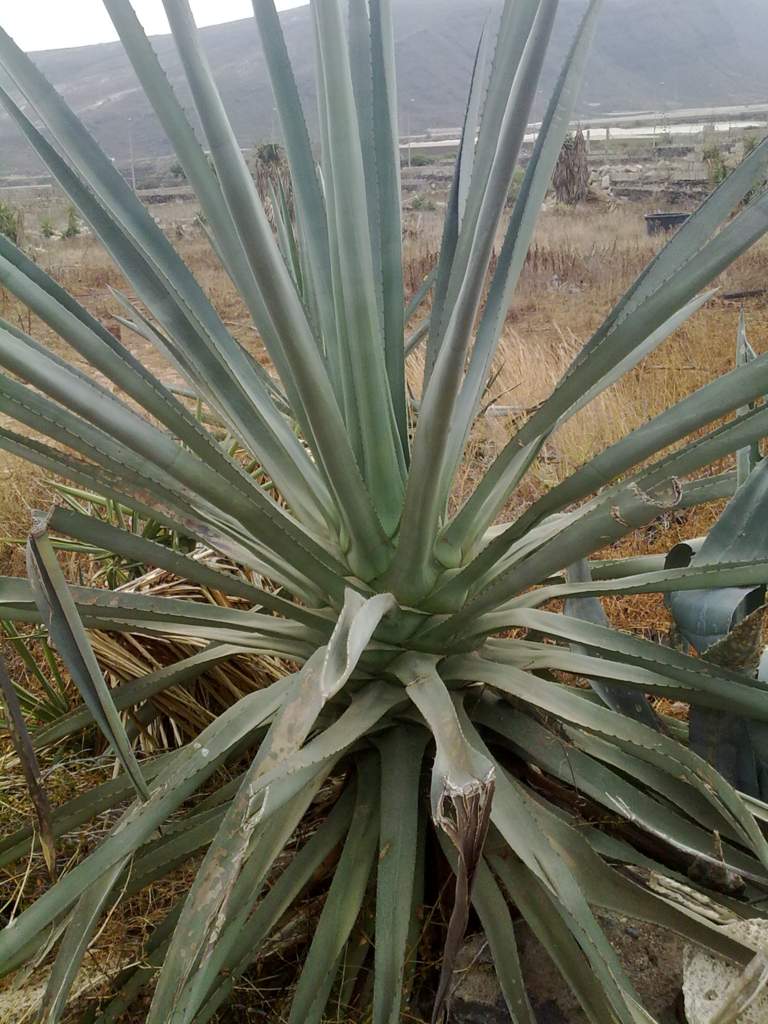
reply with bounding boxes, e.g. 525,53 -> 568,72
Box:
667,450 -> 768,651
453,190 -> 768,584
480,710 -> 757,1017
163,0 -> 397,564
394,653 -> 495,1022
599,133 -> 768,346
32,644 -> 251,749
0,679 -> 291,973
490,852 -> 619,1024
0,656 -> 56,878
0,377 -> 326,596
103,784 -> 353,1024
26,520 -> 149,800
271,179 -> 303,289
349,0 -> 407,447
439,0 -> 603,550
480,610 -> 768,718
405,269 -> 436,322
0,757 -> 171,872
423,23 -> 494,382
38,862 -> 125,1024
46,506 -> 327,629
736,309 -> 763,486
456,22 -> 492,229
0,427 -> 232,568
0,574 -> 325,647
668,458 -> 768,795
0,231 -> 295,520
0,82 -> 330,533
311,0 -> 406,523
478,636 -> 768,716
190,784 -> 357,1024
102,2 -> 318,412
561,724 -> 734,839
527,160 -> 768,440
516,793 -> 760,961
426,0 -> 541,379
287,754 -> 380,1024
460,713 -> 642,1024
390,0 -> 559,605
505,557 -> 768,612
469,857 -> 537,1024
0,370 -> 199,521
0,321 -> 346,596
484,707 -> 763,883
373,726 -> 429,1024
128,803 -> 230,895
455,350 -> 768,594
448,655 -> 768,868
679,472 -> 738,508
147,591 -> 395,1019
250,0 -> 337,347
564,559 -> 659,727
405,316 -> 432,356
430,477 -> 684,638
160,769 -> 335,1024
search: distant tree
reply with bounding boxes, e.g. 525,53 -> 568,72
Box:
251,142 -> 293,225
552,127 -> 590,204
170,161 -> 186,180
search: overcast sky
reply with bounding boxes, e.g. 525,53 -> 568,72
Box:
2,1 -> 308,52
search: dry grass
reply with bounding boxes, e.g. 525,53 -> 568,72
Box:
1,195 -> 767,1018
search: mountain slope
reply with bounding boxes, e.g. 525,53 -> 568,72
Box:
1,0 -> 767,176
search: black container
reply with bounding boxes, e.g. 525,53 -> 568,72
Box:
644,211 -> 691,236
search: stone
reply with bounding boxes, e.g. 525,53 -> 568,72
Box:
447,935 -> 511,1024
448,913 -> 685,1024
683,920 -> 768,1024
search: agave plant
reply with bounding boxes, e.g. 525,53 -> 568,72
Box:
665,312 -> 768,800
5,1 -> 768,1021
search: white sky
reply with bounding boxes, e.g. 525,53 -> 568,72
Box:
2,1 -> 308,53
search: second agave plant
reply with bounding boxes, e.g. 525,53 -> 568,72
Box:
3,1 -> 768,1022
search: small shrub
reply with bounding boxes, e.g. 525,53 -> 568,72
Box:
409,153 -> 436,167
0,199 -> 19,243
411,193 -> 436,211
170,160 -> 186,179
39,216 -> 56,238
703,142 -> 728,186
60,206 -> 81,239
506,166 -> 526,207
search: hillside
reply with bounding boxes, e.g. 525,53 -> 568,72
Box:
1,0 -> 768,176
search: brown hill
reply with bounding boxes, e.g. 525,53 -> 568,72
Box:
1,0 -> 767,176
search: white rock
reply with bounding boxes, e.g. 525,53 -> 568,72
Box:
684,919 -> 768,1023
